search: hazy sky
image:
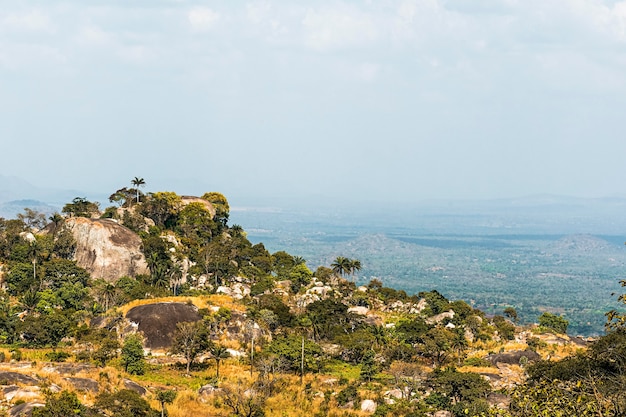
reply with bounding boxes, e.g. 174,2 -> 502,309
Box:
2,1 -> 626,206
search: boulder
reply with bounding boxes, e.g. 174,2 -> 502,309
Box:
65,217 -> 148,282
65,377 -> 99,393
361,399 -> 377,413
9,402 -> 44,417
0,372 -> 39,385
125,302 -> 201,349
488,350 -> 540,366
123,379 -> 147,396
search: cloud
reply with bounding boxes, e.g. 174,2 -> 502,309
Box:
301,5 -> 380,51
188,7 -> 220,32
1,9 -> 56,33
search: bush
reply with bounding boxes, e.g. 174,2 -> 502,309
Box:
45,350 -> 71,362
336,383 -> 359,407
538,312 -> 569,334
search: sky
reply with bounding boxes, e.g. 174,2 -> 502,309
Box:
1,0 -> 626,207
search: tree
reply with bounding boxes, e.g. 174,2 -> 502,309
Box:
208,342 -> 231,379
504,307 -> 518,323
538,312 -> 569,334
170,321 -> 210,374
348,258 -> 362,281
62,197 -> 100,218
331,256 -> 351,279
131,177 -> 146,204
139,191 -> 181,227
91,331 -> 120,367
109,187 -> 135,208
219,381 -> 267,417
17,208 -> 47,231
32,390 -> 89,417
201,191 -> 230,228
121,334 -> 146,375
94,389 -> 159,417
156,390 -> 177,417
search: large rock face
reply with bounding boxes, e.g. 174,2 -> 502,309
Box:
65,217 -> 148,282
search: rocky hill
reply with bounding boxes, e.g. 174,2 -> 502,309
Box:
65,217 -> 148,281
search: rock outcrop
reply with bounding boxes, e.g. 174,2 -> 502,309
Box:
65,217 -> 148,282
125,302 -> 201,349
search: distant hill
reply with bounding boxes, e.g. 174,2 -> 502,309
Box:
0,199 -> 59,218
0,174 -> 102,218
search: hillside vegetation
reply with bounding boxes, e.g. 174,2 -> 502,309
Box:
0,181 -> 624,416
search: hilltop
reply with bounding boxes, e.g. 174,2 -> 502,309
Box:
0,184 -> 624,416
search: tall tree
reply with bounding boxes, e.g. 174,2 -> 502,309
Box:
208,343 -> 231,379
331,256 -> 351,279
170,321 -> 210,374
131,177 -> 146,204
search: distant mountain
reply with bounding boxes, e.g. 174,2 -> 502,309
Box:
0,199 -> 60,219
0,175 -> 104,218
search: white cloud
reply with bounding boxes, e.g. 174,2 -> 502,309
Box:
301,5 -> 380,51
76,25 -> 114,47
1,9 -> 55,33
188,7 -> 220,32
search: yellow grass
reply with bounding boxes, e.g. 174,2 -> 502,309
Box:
117,294 -> 245,316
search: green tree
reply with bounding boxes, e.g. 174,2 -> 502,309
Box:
330,256 -> 351,279
94,389 -> 159,417
504,307 -> 518,323
208,342 -> 231,379
170,321 -> 210,374
266,334 -> 323,374
140,191 -> 181,227
201,191 -> 230,228
32,390 -> 89,417
62,197 -> 100,218
156,390 -> 177,417
538,312 -> 569,334
109,187 -> 135,208
121,334 -> 146,375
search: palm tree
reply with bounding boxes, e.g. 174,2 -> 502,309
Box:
293,256 -> 306,266
349,258 -> 362,282
131,177 -> 146,204
170,263 -> 183,295
331,256 -> 351,279
208,343 -> 230,379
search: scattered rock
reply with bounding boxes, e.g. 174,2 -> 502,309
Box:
433,411 -> 453,417
348,306 -> 369,316
42,363 -> 93,375
9,401 -> 44,417
488,350 -> 540,366
123,379 -> 147,396
198,384 -> 221,397
0,372 -> 39,385
2,385 -> 40,401
426,310 -> 455,325
65,377 -> 99,393
361,399 -> 377,413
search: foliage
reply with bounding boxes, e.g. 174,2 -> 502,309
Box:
121,334 -> 146,375
538,312 -> 569,334
265,334 -> 323,374
32,390 -> 89,417
94,389 -> 159,417
169,320 -> 211,374
62,197 -> 100,218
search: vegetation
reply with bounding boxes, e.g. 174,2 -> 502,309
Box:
2,184 -> 626,416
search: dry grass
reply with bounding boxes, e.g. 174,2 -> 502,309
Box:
116,294 -> 246,317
